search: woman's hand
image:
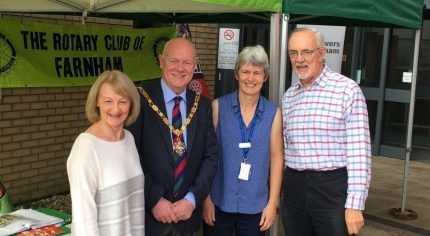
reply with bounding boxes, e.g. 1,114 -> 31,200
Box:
259,203 -> 277,231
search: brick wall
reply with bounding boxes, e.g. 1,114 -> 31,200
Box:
0,14 -> 219,204
0,87 -> 89,203
188,23 -> 219,99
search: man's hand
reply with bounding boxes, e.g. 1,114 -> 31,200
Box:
151,198 -> 178,224
345,208 -> 364,235
202,196 -> 216,226
173,199 -> 194,221
259,203 -> 277,231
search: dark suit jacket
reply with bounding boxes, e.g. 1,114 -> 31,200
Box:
127,79 -> 219,235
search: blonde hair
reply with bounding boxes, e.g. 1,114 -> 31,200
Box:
85,70 -> 140,126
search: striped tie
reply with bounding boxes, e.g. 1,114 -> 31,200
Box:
172,96 -> 187,199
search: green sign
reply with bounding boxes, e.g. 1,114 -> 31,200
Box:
0,19 -> 176,87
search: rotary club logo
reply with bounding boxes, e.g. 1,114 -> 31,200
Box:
0,32 -> 17,75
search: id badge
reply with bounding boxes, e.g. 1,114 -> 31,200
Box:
238,162 -> 251,181
239,142 -> 251,149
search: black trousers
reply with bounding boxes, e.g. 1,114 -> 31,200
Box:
161,224 -> 195,236
282,167 -> 348,236
203,206 -> 265,236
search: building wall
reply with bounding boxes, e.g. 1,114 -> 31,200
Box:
0,14 -> 218,204
0,87 -> 89,203
188,23 -> 219,98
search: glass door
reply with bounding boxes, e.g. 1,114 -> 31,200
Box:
342,27 -> 388,155
342,23 -> 430,163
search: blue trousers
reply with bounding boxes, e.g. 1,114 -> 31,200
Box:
203,206 -> 265,236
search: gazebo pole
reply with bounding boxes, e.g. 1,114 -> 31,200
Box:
390,29 -> 421,220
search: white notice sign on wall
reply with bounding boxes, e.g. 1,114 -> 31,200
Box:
402,72 -> 412,83
217,28 -> 240,69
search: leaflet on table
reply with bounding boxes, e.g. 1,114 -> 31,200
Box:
17,225 -> 63,236
0,209 -> 64,235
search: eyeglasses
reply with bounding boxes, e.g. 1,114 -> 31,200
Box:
288,48 -> 320,58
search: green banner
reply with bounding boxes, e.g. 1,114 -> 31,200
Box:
0,19 -> 176,87
193,0 -> 281,12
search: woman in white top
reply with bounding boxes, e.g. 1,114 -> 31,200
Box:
67,70 -> 145,236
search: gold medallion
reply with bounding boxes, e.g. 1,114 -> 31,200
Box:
173,138 -> 186,156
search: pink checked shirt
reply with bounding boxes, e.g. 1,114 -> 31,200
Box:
282,66 -> 371,210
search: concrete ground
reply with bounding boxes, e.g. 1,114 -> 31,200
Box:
363,155 -> 430,235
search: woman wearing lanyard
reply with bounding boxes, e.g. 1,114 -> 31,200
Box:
202,45 -> 283,236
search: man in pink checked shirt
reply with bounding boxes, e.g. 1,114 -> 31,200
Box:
281,27 -> 371,236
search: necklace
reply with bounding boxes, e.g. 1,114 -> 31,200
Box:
138,87 -> 200,137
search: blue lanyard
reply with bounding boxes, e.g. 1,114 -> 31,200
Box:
237,94 -> 260,161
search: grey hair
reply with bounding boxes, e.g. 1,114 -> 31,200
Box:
234,45 -> 269,79
290,27 -> 325,49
